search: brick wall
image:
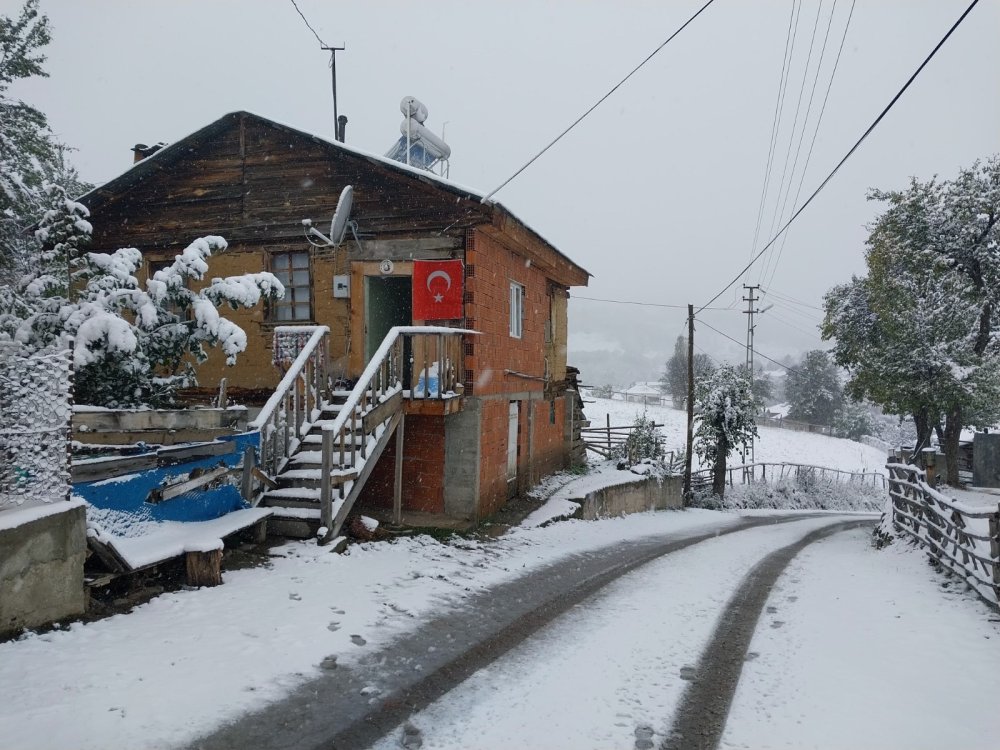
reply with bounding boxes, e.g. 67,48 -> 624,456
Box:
464,229 -> 550,397
531,396 -> 567,481
356,415 -> 446,515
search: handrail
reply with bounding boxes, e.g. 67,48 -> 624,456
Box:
250,326 -> 329,430
319,325 -> 477,539
249,325 -> 330,480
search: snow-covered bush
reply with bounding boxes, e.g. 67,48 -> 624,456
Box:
2,188 -> 284,407
691,475 -> 885,512
694,365 -> 760,498
833,400 -> 876,441
611,412 -> 664,468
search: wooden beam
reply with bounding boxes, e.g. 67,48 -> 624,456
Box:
345,237 -> 462,261
393,414 -> 405,525
362,390 -> 403,434
148,466 -> 230,503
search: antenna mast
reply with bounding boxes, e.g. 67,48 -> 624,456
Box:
322,44 -> 346,141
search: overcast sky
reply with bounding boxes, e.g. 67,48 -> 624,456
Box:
7,0 -> 999,383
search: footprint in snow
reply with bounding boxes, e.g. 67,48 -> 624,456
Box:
351,634 -> 367,646
289,593 -> 302,601
770,620 -> 785,629
327,622 -> 340,632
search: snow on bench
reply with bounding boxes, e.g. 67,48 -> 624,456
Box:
87,507 -> 273,572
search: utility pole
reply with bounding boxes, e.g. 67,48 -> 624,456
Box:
684,304 -> 695,502
321,44 -> 346,141
742,285 -> 760,464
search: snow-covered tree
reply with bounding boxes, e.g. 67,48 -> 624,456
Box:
0,1 -> 89,286
784,350 -> 842,426
661,335 -> 714,409
694,364 -> 760,497
833,400 -> 875,442
823,158 -> 1000,484
4,193 -> 285,406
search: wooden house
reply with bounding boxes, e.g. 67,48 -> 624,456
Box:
80,111 -> 590,529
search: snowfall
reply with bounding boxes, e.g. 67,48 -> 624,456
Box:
1,398 -> 998,749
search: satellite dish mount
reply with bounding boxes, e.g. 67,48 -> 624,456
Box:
303,185 -> 363,252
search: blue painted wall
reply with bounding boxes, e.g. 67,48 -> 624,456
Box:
73,432 -> 261,523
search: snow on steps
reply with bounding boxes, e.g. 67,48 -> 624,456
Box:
263,392 -> 400,537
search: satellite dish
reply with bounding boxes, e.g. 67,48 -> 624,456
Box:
329,185 -> 354,247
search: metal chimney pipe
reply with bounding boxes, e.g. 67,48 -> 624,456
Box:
337,115 -> 348,143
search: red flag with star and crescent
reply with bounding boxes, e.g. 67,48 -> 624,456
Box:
413,259 -> 464,320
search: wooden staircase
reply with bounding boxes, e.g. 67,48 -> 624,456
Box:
246,325 -> 473,542
260,390 -> 401,538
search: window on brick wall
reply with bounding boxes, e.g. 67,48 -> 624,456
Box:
269,251 -> 312,321
509,282 -> 524,338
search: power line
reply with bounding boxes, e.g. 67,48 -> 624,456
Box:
763,0 -> 856,290
480,0 -> 718,203
759,0 -> 827,286
696,317 -> 800,372
572,295 -> 737,311
288,0 -> 326,46
697,0 -> 981,314
746,0 -> 799,282
763,286 -> 825,311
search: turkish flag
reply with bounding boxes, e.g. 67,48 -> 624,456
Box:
413,259 -> 464,320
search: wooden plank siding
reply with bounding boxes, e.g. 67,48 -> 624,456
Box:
80,111 -> 589,396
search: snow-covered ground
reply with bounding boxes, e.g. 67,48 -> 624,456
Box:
723,527 -> 1000,749
583,396 -> 888,475
369,517 -> 853,750
0,510 -> 744,750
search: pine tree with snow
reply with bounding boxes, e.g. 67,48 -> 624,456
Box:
694,364 -> 760,497
661,335 -> 713,409
784,350 -> 842,426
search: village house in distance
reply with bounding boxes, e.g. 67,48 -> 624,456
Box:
79,110 -> 591,530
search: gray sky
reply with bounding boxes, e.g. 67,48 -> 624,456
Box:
8,0 -> 1000,383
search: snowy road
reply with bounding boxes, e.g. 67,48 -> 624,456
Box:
193,515 -> 876,750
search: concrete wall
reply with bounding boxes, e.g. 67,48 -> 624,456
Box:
0,502 -> 86,636
444,399 -> 482,521
580,475 -> 684,520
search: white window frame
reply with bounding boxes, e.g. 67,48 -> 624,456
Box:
509,281 -> 524,339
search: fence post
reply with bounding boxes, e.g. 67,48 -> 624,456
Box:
990,511 -> 1000,601
606,414 -> 611,453
240,444 -> 256,503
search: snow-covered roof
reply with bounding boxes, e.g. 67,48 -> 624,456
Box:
79,111 -> 590,284
624,382 -> 662,395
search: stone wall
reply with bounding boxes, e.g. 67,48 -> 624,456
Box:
0,501 -> 87,637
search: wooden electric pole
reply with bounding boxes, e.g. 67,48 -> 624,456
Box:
683,304 -> 695,502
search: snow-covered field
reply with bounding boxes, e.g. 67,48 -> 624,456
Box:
583,396 -> 888,475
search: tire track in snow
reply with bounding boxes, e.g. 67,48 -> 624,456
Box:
191,514 -> 821,750
661,519 -> 873,750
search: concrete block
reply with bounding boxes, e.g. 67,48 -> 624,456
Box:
0,503 -> 86,636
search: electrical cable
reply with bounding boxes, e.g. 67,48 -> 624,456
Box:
697,0 -> 981,314
759,0 -> 827,285
288,0 -> 327,46
763,286 -> 825,311
745,0 -> 799,284
573,295 -> 737,311
696,317 -> 801,372
480,0 -> 718,203
763,0 -> 856,290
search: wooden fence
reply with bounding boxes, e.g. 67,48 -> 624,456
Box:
886,462 -> 1000,606
580,415 -> 665,459
691,462 -> 887,492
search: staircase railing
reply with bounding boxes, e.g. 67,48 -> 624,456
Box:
320,325 -> 476,538
248,325 -> 330,479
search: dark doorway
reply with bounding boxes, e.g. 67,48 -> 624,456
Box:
365,276 -> 412,363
